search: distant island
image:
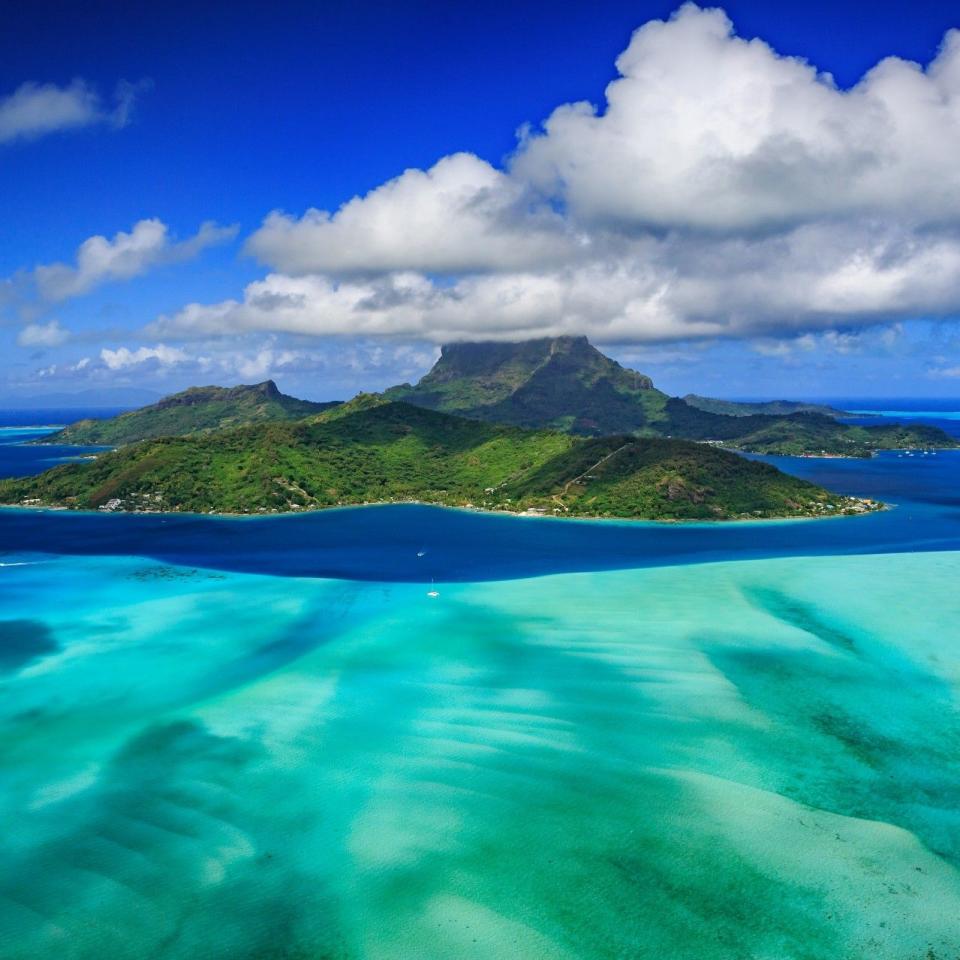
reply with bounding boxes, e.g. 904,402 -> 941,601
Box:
1,397 -> 876,521
681,394 -> 851,419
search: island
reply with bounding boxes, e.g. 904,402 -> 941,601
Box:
0,397 -> 878,521
36,337 -> 955,460
681,394 -> 851,418
385,336 -> 956,457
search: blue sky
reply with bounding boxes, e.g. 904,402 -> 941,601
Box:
2,0 -> 960,402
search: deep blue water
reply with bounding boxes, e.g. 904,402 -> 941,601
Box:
2,407 -> 960,582
0,410 -> 121,479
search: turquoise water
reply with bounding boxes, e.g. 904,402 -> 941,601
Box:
2,414 -> 960,958
851,409 -> 960,420
3,552 -> 959,959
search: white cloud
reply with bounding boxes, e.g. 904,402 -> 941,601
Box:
246,152 -> 572,276
34,219 -> 239,302
0,79 -> 145,145
513,3 -> 960,233
100,344 -> 190,370
153,221 -> 960,345
152,4 -> 960,350
17,319 -> 69,348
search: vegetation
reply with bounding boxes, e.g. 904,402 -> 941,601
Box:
724,414 -> 955,458
39,380 -> 339,446
682,394 -> 849,418
386,336 -> 956,455
0,399 -> 872,521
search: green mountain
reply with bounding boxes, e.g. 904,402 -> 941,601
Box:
682,394 -> 849,418
0,399 -> 871,521
39,380 -> 340,446
386,336 -> 956,456
386,336 -> 669,434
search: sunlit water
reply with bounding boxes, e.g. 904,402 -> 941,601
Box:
2,411 -> 960,959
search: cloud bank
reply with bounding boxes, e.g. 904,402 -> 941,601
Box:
42,5 -> 960,353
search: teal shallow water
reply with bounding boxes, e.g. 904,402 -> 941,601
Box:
2,550 -> 959,959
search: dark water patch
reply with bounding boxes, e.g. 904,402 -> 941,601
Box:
212,584 -> 364,696
740,586 -> 861,653
2,718 -> 350,960
705,639 -> 960,866
3,489 -> 960,583
0,620 -> 58,671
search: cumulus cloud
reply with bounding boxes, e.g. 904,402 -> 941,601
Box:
0,79 -> 146,145
153,4 -> 960,349
100,344 -> 191,370
34,219 -> 239,302
154,222 -> 960,345
17,319 -> 69,348
246,152 -> 573,275
513,3 -> 960,233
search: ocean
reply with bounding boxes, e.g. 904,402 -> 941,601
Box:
1,406 -> 959,959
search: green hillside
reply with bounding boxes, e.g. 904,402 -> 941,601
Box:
386,337 -> 956,455
39,380 -> 339,446
723,414 -> 954,457
0,399 -> 871,521
386,336 -> 669,434
682,394 -> 849,418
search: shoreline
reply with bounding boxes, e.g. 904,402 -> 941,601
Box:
0,495 -> 888,527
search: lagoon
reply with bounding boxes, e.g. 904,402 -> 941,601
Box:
2,411 -> 960,958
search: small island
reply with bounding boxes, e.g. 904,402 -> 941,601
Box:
3,397 -> 879,521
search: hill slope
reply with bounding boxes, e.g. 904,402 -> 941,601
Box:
0,400 -> 870,521
682,394 -> 849,418
387,337 -> 955,455
40,381 -> 339,446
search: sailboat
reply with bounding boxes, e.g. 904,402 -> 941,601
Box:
427,577 -> 439,598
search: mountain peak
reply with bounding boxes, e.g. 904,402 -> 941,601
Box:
385,334 -> 660,433
252,379 -> 280,396
435,335 -> 597,379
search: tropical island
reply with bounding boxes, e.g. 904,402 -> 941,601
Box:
10,335 -> 954,521
4,395 -> 876,521
42,336 -> 956,458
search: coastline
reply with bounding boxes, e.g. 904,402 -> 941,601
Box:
0,494 -> 887,527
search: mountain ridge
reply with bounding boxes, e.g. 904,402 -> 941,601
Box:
39,381 -> 340,446
682,394 -> 850,419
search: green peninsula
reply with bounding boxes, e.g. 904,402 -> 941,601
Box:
39,380 -> 339,446
681,394 -> 850,418
0,399 -> 872,521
